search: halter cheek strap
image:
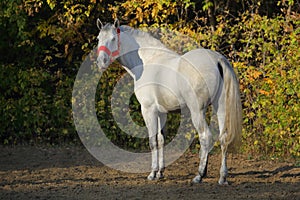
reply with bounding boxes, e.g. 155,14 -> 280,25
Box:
97,28 -> 121,62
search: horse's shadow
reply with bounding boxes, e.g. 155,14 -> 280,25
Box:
229,165 -> 300,179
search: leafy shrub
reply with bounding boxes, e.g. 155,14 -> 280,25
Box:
0,64 -> 75,144
0,0 -> 299,159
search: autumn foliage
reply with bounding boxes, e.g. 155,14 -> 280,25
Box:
0,0 -> 299,158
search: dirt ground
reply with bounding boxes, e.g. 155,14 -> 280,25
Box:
0,145 -> 299,200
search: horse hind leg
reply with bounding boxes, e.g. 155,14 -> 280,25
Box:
219,140 -> 229,185
216,106 -> 229,185
191,110 -> 214,183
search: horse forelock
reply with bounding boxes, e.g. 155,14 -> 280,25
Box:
101,23 -> 113,31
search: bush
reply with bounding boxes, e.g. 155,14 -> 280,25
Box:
0,0 -> 299,159
0,64 -> 75,144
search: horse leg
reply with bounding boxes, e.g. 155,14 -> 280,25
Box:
148,134 -> 158,180
219,141 -> 228,185
141,105 -> 159,180
217,111 -> 229,185
156,113 -> 167,179
191,110 -> 213,183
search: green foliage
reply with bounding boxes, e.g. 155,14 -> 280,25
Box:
219,7 -> 298,159
229,14 -> 300,157
0,64 -> 75,144
0,0 -> 111,144
0,0 -> 299,159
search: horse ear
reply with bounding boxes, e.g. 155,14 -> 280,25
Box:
97,18 -> 103,30
114,18 -> 120,28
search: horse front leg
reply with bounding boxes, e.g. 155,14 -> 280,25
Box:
148,134 -> 158,180
141,105 -> 159,180
156,113 -> 167,179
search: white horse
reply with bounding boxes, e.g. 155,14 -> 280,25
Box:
96,19 -> 242,185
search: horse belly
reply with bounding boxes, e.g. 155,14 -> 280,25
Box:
135,67 -> 181,113
156,86 -> 182,112
135,83 -> 181,113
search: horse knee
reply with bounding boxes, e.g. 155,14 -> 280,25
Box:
157,133 -> 164,148
149,135 -> 157,150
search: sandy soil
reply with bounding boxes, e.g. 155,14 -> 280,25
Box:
0,146 -> 299,199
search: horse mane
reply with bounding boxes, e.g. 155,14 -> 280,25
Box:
120,25 -> 168,49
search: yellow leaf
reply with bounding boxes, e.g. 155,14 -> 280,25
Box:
263,78 -> 273,84
259,89 -> 270,96
252,70 -> 262,79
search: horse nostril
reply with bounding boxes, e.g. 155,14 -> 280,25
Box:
103,57 -> 108,64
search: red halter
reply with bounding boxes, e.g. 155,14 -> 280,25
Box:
97,28 -> 121,62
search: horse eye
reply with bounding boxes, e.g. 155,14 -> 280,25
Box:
112,37 -> 116,42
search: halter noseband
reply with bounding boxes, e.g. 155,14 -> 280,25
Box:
97,28 -> 121,62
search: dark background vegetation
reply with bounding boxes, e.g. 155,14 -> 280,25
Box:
0,0 -> 299,159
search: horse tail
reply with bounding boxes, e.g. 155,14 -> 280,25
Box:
219,57 -> 242,152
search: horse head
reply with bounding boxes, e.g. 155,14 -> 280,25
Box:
96,18 -> 121,70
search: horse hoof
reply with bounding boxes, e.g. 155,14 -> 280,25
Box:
156,172 -> 164,180
218,179 -> 229,185
147,172 -> 156,180
192,175 -> 202,183
147,175 -> 155,180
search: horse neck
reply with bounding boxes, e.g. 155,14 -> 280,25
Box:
116,33 -> 141,80
117,30 -> 174,80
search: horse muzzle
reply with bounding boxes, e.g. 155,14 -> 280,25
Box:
97,54 -> 110,70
